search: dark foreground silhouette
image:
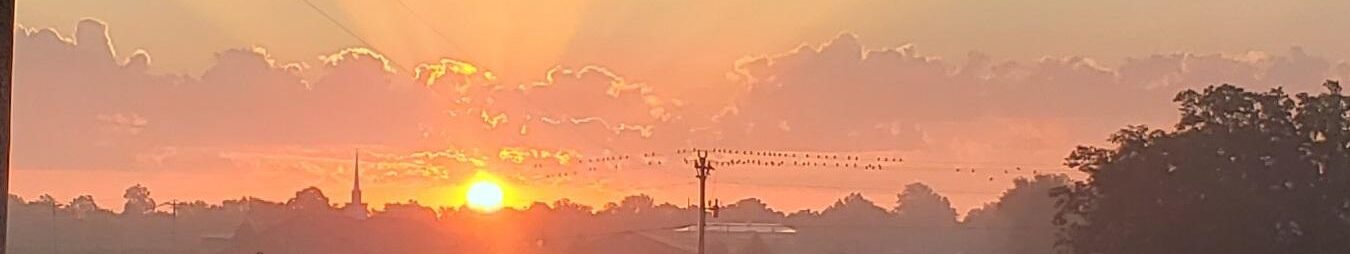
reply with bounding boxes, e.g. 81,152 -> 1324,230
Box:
1055,81 -> 1350,254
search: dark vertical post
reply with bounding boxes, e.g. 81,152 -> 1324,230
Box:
0,0 -> 15,253
698,168 -> 705,254
693,151 -> 714,254
49,203 -> 56,254
170,200 -> 178,249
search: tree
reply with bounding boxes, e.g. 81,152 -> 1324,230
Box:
894,183 -> 959,254
795,193 -> 895,254
1054,82 -> 1350,254
716,198 -> 784,223
69,195 -> 100,218
381,200 -> 438,221
613,194 -> 655,214
550,198 -> 593,216
964,175 -> 1070,254
895,183 -> 958,228
122,184 -> 156,216
36,194 -> 57,205
816,193 -> 892,225
285,187 -> 332,212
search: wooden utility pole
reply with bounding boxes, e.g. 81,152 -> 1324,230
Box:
693,151 -> 715,254
1,0 -> 15,253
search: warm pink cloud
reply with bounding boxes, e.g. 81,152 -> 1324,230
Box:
13,20 -> 1350,211
12,19 -> 684,200
714,33 -> 1350,154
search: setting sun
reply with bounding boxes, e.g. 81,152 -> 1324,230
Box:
466,180 -> 505,212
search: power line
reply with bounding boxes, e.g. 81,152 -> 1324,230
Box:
392,0 -> 468,58
713,180 -> 1013,196
785,224 -> 1059,231
528,147 -> 1076,184
529,221 -> 1056,243
299,0 -> 414,73
615,181 -> 698,193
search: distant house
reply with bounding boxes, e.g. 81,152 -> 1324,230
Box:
673,222 -> 798,234
568,222 -> 798,254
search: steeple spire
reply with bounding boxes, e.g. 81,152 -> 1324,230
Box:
345,150 -> 367,219
353,151 -> 360,192
351,150 -> 362,205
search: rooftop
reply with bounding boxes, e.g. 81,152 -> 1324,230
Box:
673,222 -> 798,234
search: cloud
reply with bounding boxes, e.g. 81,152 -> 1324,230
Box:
13,20 -> 433,172
713,33 -> 1350,154
11,19 -> 681,177
716,34 -> 1121,151
419,61 -> 687,156
13,20 -> 1350,195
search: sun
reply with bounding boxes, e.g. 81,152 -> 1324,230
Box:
466,180 -> 504,212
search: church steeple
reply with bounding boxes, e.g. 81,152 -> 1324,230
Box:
345,150 -> 368,219
352,151 -> 361,204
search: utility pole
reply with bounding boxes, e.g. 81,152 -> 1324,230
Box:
0,0 -> 14,253
170,200 -> 178,247
157,200 -> 180,251
51,202 -> 58,254
693,150 -> 716,254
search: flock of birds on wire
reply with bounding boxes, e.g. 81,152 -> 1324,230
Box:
528,148 -> 1066,181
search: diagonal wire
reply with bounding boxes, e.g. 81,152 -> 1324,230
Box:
393,0 -> 468,58
299,0 -> 414,73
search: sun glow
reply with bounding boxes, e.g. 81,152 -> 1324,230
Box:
466,180 -> 505,212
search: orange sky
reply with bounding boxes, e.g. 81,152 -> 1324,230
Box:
11,0 -> 1350,214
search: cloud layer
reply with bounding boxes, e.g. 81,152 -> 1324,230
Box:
12,19 -> 1350,210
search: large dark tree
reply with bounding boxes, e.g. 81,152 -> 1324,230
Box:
1054,81 -> 1350,254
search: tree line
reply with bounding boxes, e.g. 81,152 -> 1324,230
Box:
6,174 -> 1069,254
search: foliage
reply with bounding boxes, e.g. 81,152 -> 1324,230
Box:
122,184 -> 156,216
285,186 -> 332,212
1054,81 -> 1350,254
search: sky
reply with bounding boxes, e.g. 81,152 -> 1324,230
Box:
11,0 -> 1350,213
